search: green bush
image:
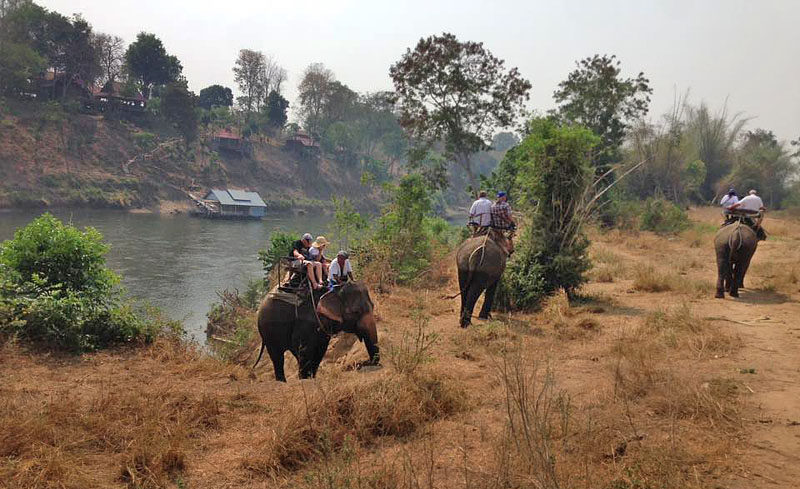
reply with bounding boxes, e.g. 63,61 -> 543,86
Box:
640,197 -> 689,234
0,214 -> 156,351
257,231 -> 296,288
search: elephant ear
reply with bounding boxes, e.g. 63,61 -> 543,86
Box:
317,291 -> 344,323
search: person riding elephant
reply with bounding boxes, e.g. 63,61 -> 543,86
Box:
456,233 -> 507,328
254,281 -> 379,381
714,222 -> 758,299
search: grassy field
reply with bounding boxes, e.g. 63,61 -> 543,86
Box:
2,207 -> 799,488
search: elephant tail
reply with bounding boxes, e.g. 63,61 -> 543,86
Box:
253,342 -> 266,369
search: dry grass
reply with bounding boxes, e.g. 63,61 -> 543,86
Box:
240,369 -> 467,477
0,381 -> 220,488
632,265 -> 674,292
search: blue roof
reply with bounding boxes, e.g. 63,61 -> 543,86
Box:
204,189 -> 266,207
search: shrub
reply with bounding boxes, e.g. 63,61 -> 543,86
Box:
257,231 -> 296,288
500,118 -> 598,309
640,197 -> 689,234
0,214 -> 154,351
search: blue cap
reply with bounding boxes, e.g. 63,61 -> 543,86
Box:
497,191 -> 507,198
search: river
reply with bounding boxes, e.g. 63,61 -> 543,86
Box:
0,209 -> 330,339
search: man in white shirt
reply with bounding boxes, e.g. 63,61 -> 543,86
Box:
727,189 -> 767,240
728,189 -> 765,213
468,190 -> 492,233
328,250 -> 353,288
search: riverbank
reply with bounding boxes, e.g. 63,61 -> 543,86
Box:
3,208 -> 799,487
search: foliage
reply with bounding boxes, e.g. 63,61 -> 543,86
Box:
639,197 -> 690,234
0,214 -> 157,351
553,54 -> 652,169
256,231 -> 296,289
233,48 -> 266,116
124,32 -> 182,99
92,32 -> 124,86
197,84 -> 233,110
728,129 -> 796,208
160,80 -> 198,143
501,118 -> 599,309
390,32 -> 531,195
297,62 -> 335,139
332,197 -> 367,251
685,102 -> 747,199
264,90 -> 289,131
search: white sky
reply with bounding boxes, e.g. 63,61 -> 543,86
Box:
41,0 -> 800,142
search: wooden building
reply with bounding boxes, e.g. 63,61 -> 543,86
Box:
91,81 -> 146,113
211,128 -> 253,156
284,129 -> 320,156
196,189 -> 267,219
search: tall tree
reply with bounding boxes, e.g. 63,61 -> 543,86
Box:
161,80 -> 198,143
390,32 -> 531,196
197,84 -> 233,109
92,32 -> 124,85
233,49 -> 267,117
729,129 -> 795,208
124,32 -> 182,99
553,54 -> 652,170
265,90 -> 289,131
297,62 -> 335,138
260,55 -> 287,99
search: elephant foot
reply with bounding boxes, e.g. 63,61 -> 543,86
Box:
714,292 -> 724,299
460,319 -> 470,329
478,313 -> 492,320
730,290 -> 739,298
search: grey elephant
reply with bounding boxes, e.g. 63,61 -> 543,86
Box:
714,223 -> 758,298
456,235 -> 508,327
253,282 -> 379,381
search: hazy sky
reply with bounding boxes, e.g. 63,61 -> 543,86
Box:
42,0 -> 800,142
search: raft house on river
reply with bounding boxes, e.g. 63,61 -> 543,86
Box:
191,189 -> 267,219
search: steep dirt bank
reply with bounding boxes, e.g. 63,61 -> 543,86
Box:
0,100 -> 378,212
2,208 -> 798,488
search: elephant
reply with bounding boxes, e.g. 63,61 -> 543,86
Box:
456,235 -> 508,328
714,223 -> 758,299
253,281 -> 380,381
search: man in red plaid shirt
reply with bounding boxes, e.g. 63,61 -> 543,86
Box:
490,191 -> 516,255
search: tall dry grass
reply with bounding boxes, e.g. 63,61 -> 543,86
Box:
240,369 -> 467,478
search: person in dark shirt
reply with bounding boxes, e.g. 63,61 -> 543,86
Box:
289,232 -> 323,289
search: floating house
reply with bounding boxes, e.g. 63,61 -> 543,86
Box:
195,189 -> 267,219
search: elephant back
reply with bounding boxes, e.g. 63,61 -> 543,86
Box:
456,235 -> 506,274
714,223 -> 758,255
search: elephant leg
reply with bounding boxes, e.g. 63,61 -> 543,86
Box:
729,262 -> 740,298
457,268 -> 469,325
478,280 -> 499,319
268,345 -> 287,382
737,253 -> 754,289
362,336 -> 380,365
461,283 -> 484,328
715,252 -> 728,299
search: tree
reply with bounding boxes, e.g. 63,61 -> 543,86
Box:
260,55 -> 287,98
233,48 -> 266,117
265,90 -> 289,131
553,54 -> 652,169
500,118 -> 600,309
124,32 -> 182,99
729,129 -> 795,208
92,32 -> 124,85
161,80 -> 198,143
297,62 -> 335,138
390,32 -> 531,197
198,84 -> 233,109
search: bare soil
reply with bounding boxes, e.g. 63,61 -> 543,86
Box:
2,207 -> 799,488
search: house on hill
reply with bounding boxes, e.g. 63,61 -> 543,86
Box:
284,129 -> 320,157
91,81 -> 146,113
196,189 -> 267,219
210,128 -> 253,156
28,71 -> 91,100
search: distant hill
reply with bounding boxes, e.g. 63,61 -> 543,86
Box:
0,100 -> 379,213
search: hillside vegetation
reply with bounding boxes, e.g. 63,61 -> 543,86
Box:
0,99 -> 376,211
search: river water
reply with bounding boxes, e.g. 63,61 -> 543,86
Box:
0,209 -> 330,339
